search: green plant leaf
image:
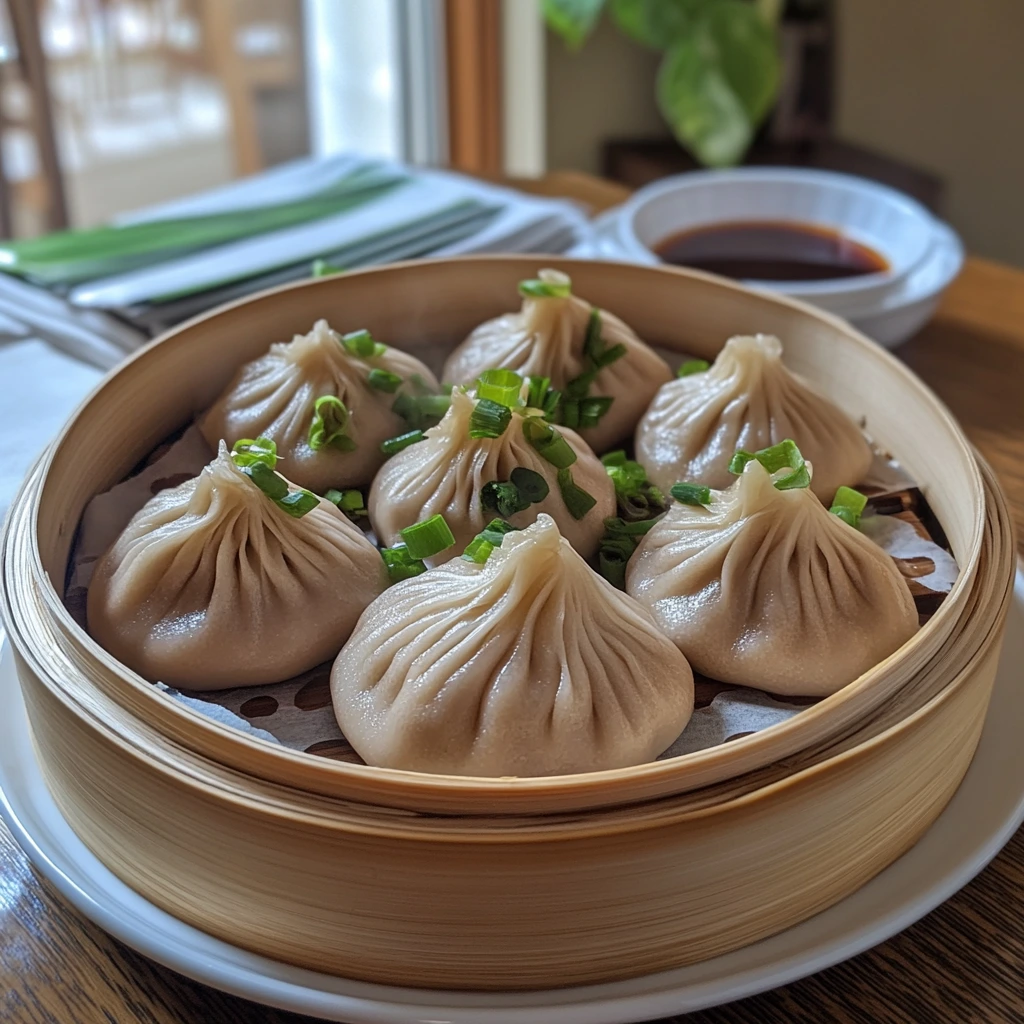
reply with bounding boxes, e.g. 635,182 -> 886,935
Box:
706,0 -> 781,125
609,0 -> 706,49
754,0 -> 784,27
656,31 -> 752,166
542,0 -> 607,49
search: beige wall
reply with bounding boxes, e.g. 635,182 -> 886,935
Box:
546,1 -> 1024,265
545,17 -> 663,175
835,0 -> 1024,266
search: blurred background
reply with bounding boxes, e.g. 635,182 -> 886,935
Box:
0,0 -> 1020,264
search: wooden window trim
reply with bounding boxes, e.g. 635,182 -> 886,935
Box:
444,0 -> 502,175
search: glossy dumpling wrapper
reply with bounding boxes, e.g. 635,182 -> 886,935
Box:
369,388 -> 615,563
201,319 -> 440,493
626,459 -> 918,696
441,269 -> 672,452
332,514 -> 695,777
87,442 -> 387,691
635,334 -> 874,502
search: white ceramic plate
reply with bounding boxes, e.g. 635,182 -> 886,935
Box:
2,570 -> 1022,1024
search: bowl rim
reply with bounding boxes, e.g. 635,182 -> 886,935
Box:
617,166 -> 946,299
4,255 -> 990,815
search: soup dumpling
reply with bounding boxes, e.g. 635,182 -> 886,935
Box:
635,334 -> 873,502
626,446 -> 918,696
441,269 -> 671,452
201,319 -> 440,493
88,440 -> 387,690
332,514 -> 695,777
369,384 -> 614,564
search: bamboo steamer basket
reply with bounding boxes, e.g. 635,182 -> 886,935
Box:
2,258 -> 990,816
0,257 -> 1016,988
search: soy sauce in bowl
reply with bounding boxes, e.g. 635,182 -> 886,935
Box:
655,221 -> 890,282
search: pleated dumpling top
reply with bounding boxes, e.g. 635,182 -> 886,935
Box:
369,387 -> 614,564
201,319 -> 440,493
626,456 -> 918,696
88,441 -> 386,690
635,334 -> 874,503
332,515 -> 695,777
442,269 -> 671,452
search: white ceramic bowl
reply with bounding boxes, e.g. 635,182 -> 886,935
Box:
617,168 -> 941,313
847,222 -> 964,348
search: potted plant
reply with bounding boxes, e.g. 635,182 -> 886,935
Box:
541,0 -> 829,169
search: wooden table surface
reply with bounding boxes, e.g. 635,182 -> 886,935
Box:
2,172 -> 1023,1023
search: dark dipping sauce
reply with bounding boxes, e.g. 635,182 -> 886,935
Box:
655,220 -> 890,282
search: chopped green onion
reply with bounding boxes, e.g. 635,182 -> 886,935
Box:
582,308 -> 627,369
367,368 -> 403,393
671,482 -> 712,506
564,370 -> 597,401
602,452 -> 668,522
598,536 -> 635,590
728,450 -> 756,474
526,375 -> 561,418
479,518 -> 519,545
829,485 -> 868,529
545,307 -> 620,426
276,490 -> 321,517
381,544 -> 427,583
560,398 -> 580,429
236,456 -> 319,519
583,308 -> 603,362
399,514 -> 456,560
518,275 -> 571,299
243,460 -> 288,500
476,368 -> 523,408
231,436 -> 277,469
340,329 -> 376,358
469,398 -> 512,439
677,359 -> 710,377
461,520 -> 520,564
522,417 -> 577,468
603,452 -> 647,493
559,393 -> 613,430
311,258 -> 344,278
510,466 -> 550,502
324,488 -> 366,516
481,480 -> 530,518
578,396 -> 613,429
557,468 -> 597,520
392,392 -> 451,431
603,516 -> 662,538
729,439 -> 810,491
597,343 -> 627,367
308,395 -> 356,452
381,430 -> 425,455
461,536 -> 494,564
415,394 -> 451,422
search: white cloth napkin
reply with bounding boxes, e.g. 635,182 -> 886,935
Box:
69,157 -> 592,310
0,338 -> 104,524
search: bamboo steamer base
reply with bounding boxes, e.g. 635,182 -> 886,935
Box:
16,609 -> 1002,989
10,460 -> 1014,990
